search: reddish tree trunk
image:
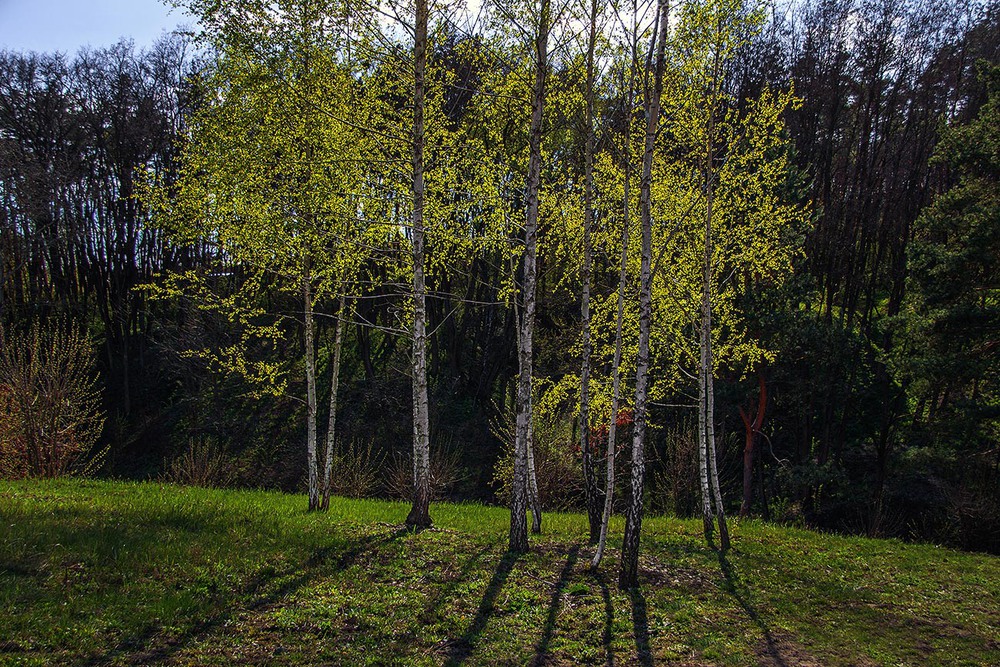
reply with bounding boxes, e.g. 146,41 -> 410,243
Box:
739,374 -> 767,517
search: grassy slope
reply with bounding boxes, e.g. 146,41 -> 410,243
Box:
1,480 -> 997,666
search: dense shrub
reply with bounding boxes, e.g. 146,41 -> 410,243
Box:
384,438 -> 465,501
491,407 -> 584,511
163,437 -> 239,488
0,320 -> 105,478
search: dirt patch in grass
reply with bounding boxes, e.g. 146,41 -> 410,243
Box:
639,560 -> 715,593
755,633 -> 826,667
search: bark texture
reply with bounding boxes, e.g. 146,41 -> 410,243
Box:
527,407 -> 542,533
304,269 -> 319,512
700,36 -> 729,551
510,0 -> 550,554
620,0 -> 669,589
407,0 -> 432,529
591,5 -> 638,570
698,334 -> 714,538
579,0 -> 602,544
320,294 -> 346,511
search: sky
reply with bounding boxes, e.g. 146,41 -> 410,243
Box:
0,0 -> 193,55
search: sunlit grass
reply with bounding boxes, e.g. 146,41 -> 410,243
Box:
1,479 -> 997,665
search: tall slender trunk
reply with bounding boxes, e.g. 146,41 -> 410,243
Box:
579,0 -> 602,544
591,127 -> 629,568
739,375 -> 766,517
527,398 -> 542,533
510,0 -> 550,554
320,294 -> 347,511
620,0 -> 669,590
701,31 -> 729,551
698,331 -> 714,538
591,2 -> 639,571
304,268 -> 319,512
705,329 -> 730,549
514,268 -> 542,534
407,0 -> 432,529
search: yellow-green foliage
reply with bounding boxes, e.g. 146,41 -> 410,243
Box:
653,0 -> 807,378
144,1 -> 384,393
536,0 -> 808,433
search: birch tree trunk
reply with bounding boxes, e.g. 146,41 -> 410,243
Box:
320,293 -> 347,511
703,163 -> 730,551
406,0 -> 432,529
513,267 -> 542,533
590,167 -> 628,569
303,268 -> 320,512
698,328 -> 714,538
701,35 -> 729,551
620,0 -> 669,589
706,357 -> 730,549
527,400 -> 542,533
510,0 -> 550,554
591,1 -> 638,570
579,0 -> 602,544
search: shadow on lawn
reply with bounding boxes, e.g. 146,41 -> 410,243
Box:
419,544 -> 492,625
443,550 -> 520,666
86,525 -> 408,667
383,542 -> 493,657
592,570 -> 615,667
716,548 -> 788,667
530,545 -> 579,666
629,586 -> 654,667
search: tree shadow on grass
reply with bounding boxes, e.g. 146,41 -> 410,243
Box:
590,569 -> 614,667
530,545 -> 579,666
384,542 -> 493,657
87,525 -> 409,667
442,550 -> 521,666
419,543 -> 492,624
716,549 -> 788,667
628,586 -> 654,667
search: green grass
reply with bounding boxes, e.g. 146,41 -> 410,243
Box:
1,480 -> 998,665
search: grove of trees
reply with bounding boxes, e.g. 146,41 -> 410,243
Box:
1,0 -> 998,570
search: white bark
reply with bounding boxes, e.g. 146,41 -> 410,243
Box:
591,189 -> 628,569
620,0 -> 669,589
511,0 -> 550,553
320,293 -> 346,511
527,399 -> 542,533
304,269 -> 319,511
698,317 -> 714,534
591,0 -> 638,570
700,30 -> 729,550
406,0 -> 431,528
579,0 -> 602,543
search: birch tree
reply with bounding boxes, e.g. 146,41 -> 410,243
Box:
662,0 -> 806,547
619,0 -> 669,588
578,0 -> 606,545
406,0 -> 433,529
591,0 -> 647,571
152,0 -> 376,511
507,0 -> 552,552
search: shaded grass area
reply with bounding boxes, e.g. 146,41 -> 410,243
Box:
1,479 -> 998,665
